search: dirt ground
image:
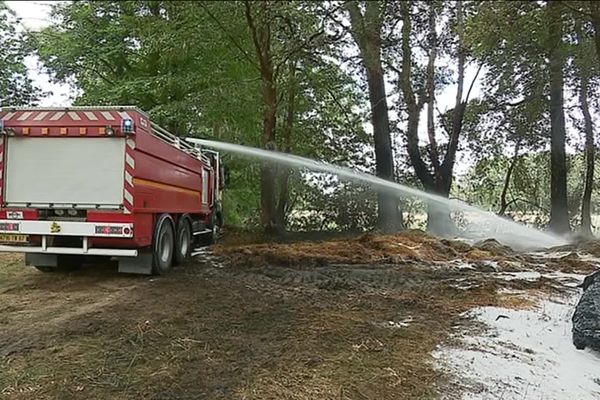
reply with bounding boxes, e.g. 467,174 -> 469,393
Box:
0,232 -> 596,399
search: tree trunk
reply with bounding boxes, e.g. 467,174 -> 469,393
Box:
425,1 -> 467,236
275,62 -> 297,229
399,2 -> 433,190
580,71 -> 595,236
245,1 -> 278,233
499,140 -> 522,216
425,186 -> 455,235
439,0 -> 466,196
426,3 -> 440,174
547,1 -> 570,234
365,65 -> 401,232
260,78 -> 277,232
347,1 -> 401,233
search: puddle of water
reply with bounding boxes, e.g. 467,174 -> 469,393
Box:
494,271 -> 587,287
495,271 -> 542,281
434,295 -> 600,399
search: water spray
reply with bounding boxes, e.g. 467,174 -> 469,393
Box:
188,138 -> 567,250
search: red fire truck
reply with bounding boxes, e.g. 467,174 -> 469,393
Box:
0,106 -> 224,274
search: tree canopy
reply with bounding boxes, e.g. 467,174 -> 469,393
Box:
0,2 -> 37,106
9,0 -> 599,235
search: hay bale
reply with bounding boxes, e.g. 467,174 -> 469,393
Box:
474,239 -> 514,256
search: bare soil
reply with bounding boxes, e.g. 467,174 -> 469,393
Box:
0,232 -> 595,399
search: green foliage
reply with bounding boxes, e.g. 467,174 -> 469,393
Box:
289,181 -> 378,232
459,151 -> 600,227
33,1 -> 369,228
0,2 -> 38,106
25,0 -> 600,233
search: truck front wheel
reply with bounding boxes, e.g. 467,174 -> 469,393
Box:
203,211 -> 221,245
152,214 -> 175,275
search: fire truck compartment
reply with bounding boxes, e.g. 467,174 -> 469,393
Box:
4,136 -> 126,208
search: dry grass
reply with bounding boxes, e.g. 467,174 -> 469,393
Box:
214,230 -> 510,268
0,234 -> 597,399
496,292 -> 541,309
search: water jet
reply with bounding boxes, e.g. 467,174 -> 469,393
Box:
188,139 -> 567,250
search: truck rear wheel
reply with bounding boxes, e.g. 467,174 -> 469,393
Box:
152,214 -> 175,275
174,216 -> 192,265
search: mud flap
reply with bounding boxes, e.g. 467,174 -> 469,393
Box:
26,253 -> 58,267
117,252 -> 153,275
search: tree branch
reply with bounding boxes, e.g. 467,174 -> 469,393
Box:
398,1 -> 434,189
199,2 -> 259,71
426,3 -> 440,170
275,29 -> 325,78
562,2 -> 593,19
435,106 -> 452,137
464,63 -> 483,104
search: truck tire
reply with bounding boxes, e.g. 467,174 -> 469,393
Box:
152,214 -> 175,275
200,212 -> 221,246
209,212 -> 220,244
174,216 -> 192,265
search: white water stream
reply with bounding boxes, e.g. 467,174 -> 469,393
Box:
189,139 -> 567,250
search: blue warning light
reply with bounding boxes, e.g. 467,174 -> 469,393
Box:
122,118 -> 134,134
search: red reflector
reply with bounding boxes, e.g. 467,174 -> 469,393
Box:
95,225 -> 125,235
0,222 -> 20,231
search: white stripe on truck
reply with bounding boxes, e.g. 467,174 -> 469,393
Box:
2,112 -> 16,121
125,171 -> 133,186
100,111 -> 115,120
0,219 -> 134,238
125,153 -> 135,169
83,111 -> 98,120
67,111 -> 81,121
124,190 -> 133,205
17,112 -> 34,121
50,111 -> 65,121
33,111 -> 50,121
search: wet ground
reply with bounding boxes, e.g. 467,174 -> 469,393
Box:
0,232 -> 599,399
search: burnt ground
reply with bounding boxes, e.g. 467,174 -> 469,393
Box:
0,231 -> 597,400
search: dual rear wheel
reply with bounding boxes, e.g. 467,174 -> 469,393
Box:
152,212 -> 221,274
152,214 -> 192,275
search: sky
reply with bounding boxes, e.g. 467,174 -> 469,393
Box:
6,0 -> 72,106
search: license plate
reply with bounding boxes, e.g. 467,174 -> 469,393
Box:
0,234 -> 28,243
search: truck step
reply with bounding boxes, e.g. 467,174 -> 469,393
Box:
191,247 -> 211,257
193,229 -> 212,236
